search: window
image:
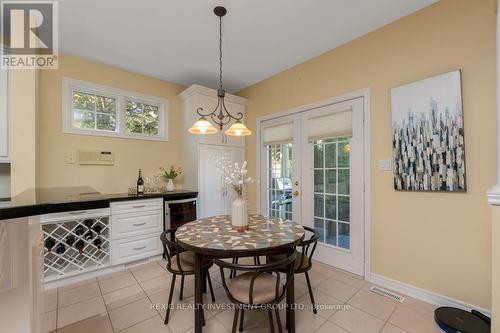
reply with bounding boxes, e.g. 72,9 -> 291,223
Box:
63,78 -> 168,141
73,91 -> 117,131
125,100 -> 159,135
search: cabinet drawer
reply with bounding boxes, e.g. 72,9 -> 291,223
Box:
111,199 -> 163,215
111,234 -> 162,265
111,210 -> 162,240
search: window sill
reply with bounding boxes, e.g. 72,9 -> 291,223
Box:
63,127 -> 168,142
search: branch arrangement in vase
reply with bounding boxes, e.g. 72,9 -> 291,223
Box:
217,160 -> 253,197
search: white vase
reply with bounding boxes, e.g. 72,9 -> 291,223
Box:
166,179 -> 174,192
231,196 -> 248,231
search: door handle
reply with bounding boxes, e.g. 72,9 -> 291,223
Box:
293,191 -> 299,197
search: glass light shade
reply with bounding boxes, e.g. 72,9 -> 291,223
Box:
188,116 -> 218,134
225,121 -> 252,136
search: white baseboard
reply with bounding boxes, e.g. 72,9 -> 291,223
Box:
368,273 -> 491,317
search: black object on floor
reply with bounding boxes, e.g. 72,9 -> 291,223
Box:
434,307 -> 490,333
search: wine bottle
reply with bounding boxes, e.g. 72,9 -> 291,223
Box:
75,226 -> 85,236
45,238 -> 56,252
75,240 -> 85,254
93,224 -> 102,235
66,236 -> 75,247
137,169 -> 144,194
56,243 -> 66,255
84,219 -> 93,229
93,238 -> 102,250
85,231 -> 94,241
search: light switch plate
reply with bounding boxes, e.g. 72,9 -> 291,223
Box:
378,159 -> 392,171
66,153 -> 75,164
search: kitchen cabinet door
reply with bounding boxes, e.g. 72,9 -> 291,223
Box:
222,147 -> 245,214
199,145 -> 225,218
199,145 -> 245,218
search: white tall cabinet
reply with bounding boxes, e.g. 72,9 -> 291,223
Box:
0,69 -> 9,162
179,85 -> 247,218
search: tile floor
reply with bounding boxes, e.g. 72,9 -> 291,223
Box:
43,259 -> 443,333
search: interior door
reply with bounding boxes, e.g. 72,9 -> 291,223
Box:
301,97 -> 365,276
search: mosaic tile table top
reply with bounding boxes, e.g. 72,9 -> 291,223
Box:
176,215 -> 305,252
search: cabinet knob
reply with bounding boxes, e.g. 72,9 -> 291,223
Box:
293,191 -> 299,197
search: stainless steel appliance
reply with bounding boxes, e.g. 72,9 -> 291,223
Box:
164,198 -> 197,230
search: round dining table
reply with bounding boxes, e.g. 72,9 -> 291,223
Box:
176,214 -> 305,333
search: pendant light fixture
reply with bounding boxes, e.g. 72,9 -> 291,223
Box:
188,6 -> 252,137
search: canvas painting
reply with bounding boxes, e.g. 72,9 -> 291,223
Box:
391,70 -> 466,192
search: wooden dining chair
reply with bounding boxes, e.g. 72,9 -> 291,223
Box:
267,226 -> 319,314
214,253 -> 296,333
160,227 -> 216,325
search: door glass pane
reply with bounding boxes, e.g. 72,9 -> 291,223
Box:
325,220 -> 337,246
338,196 -> 350,222
314,194 -> 324,218
338,140 -> 350,167
314,218 -> 325,243
312,137 -> 351,250
325,195 -> 336,220
266,143 -> 293,220
325,143 -> 336,168
314,145 -> 323,168
338,169 -> 350,194
314,170 -> 324,192
325,170 -> 336,194
338,222 -> 350,249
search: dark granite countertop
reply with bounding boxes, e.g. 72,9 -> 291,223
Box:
0,186 -> 197,220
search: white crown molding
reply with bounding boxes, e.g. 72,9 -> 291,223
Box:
487,185 -> 500,206
178,84 -> 248,105
369,273 -> 491,317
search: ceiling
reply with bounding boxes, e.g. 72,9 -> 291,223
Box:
60,0 -> 437,92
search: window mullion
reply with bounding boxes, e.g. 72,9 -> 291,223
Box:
93,94 -> 97,130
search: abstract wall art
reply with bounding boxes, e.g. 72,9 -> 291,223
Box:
391,70 -> 466,192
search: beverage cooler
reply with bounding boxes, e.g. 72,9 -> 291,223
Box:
164,198 -> 197,229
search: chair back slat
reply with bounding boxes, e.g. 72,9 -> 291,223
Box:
160,227 -> 190,273
215,253 -> 296,306
298,226 -> 319,269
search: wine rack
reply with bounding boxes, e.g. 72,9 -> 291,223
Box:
42,216 -> 110,281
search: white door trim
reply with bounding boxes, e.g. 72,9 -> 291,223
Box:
255,88 -> 371,279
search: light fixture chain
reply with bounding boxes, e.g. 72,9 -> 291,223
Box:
219,16 -> 223,90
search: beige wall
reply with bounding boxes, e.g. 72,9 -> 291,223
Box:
9,69 -> 38,196
37,54 -> 186,194
239,0 -> 496,309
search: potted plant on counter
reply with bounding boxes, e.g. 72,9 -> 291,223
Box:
160,166 -> 183,192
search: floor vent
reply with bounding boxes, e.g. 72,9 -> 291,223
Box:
369,286 -> 406,303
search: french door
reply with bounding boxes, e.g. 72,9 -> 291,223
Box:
259,97 -> 365,276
